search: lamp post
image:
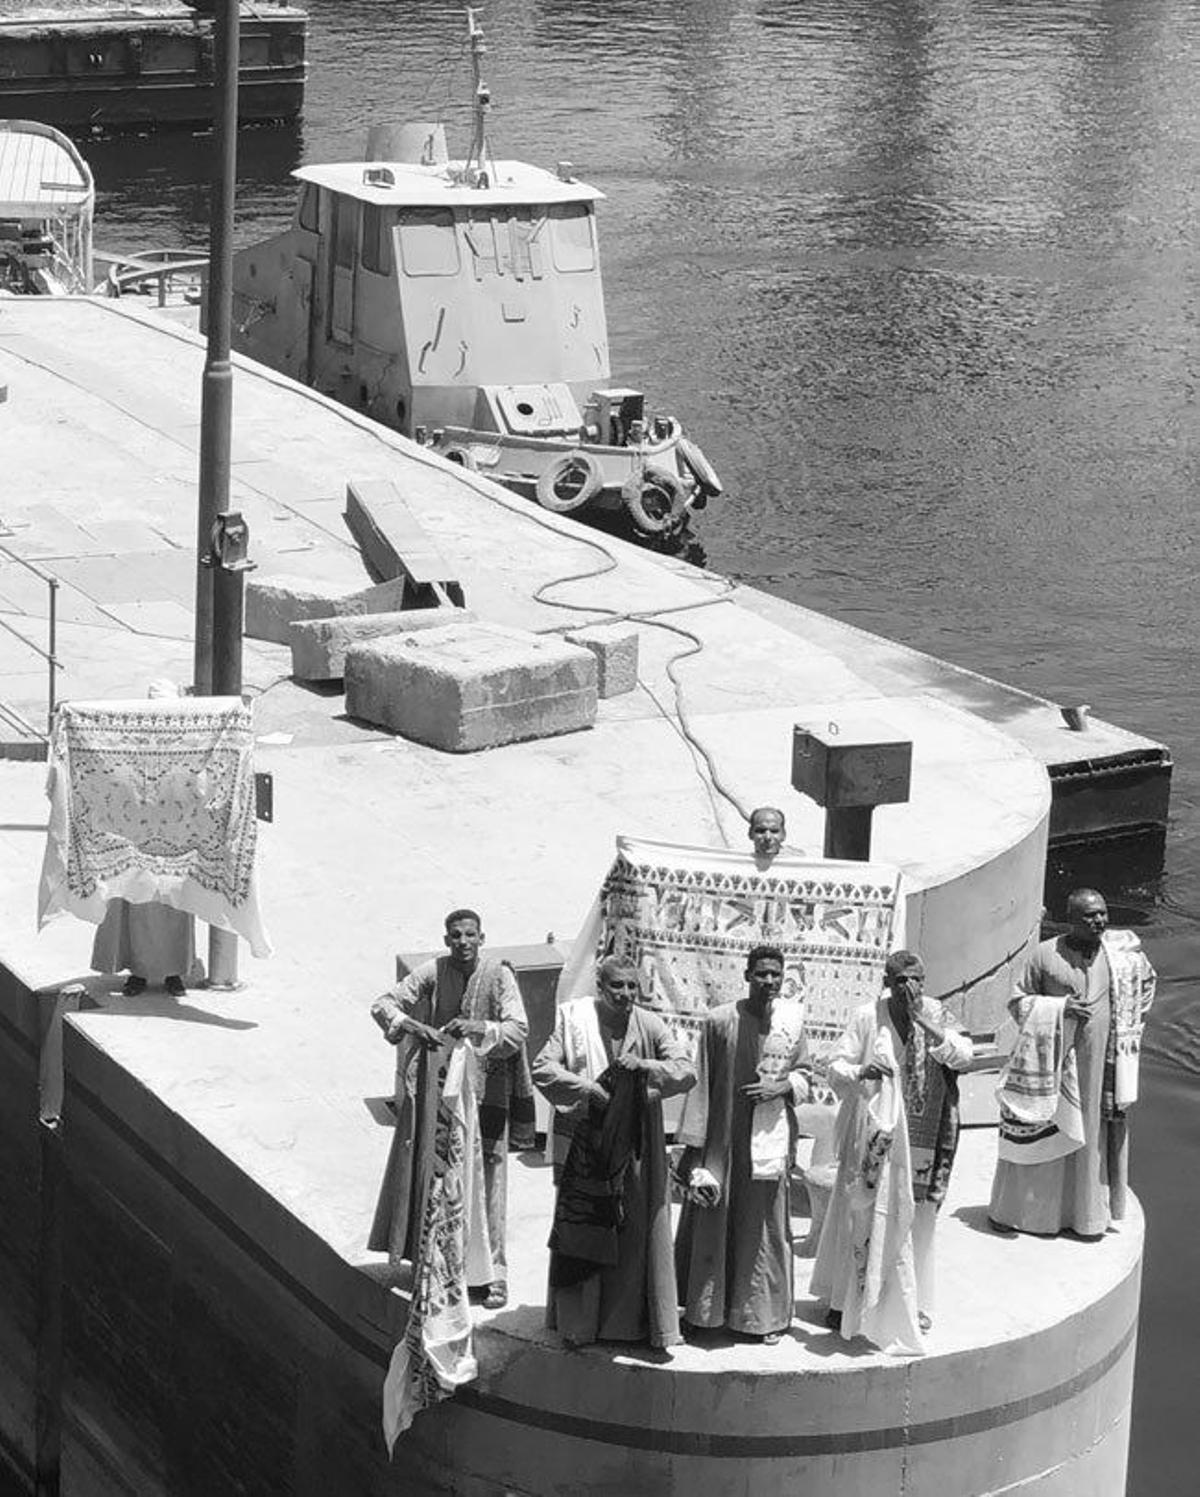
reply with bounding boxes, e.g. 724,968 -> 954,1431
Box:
194,0 -> 244,988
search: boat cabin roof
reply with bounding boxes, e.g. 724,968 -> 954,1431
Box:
292,159 -> 604,210
0,119 -> 93,219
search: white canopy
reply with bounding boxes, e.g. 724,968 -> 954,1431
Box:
0,119 -> 94,220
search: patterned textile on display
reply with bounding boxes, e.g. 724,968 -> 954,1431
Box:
382,1042 -> 481,1453
556,836 -> 903,1078
900,1013 -> 962,1206
996,995 -> 1085,1166
38,698 -> 271,957
547,1065 -> 646,1290
750,1000 -> 807,1179
1099,929 -> 1157,1117
547,996 -> 609,1176
469,959 -> 536,1159
843,1025 -> 923,1357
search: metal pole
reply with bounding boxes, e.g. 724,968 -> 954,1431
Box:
46,576 -> 58,731
195,0 -> 242,989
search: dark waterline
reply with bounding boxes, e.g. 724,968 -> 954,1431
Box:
53,2 -> 1200,1490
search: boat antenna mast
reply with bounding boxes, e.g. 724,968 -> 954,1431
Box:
458,7 -> 493,188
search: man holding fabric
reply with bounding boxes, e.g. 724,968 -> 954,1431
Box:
674,945 -> 811,1344
369,908 -> 528,1309
812,950 -> 973,1353
533,956 -> 696,1348
989,888 -> 1156,1238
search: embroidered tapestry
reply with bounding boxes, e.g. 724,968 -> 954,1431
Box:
38,697 -> 271,957
557,836 -> 902,1065
382,1043 -> 480,1453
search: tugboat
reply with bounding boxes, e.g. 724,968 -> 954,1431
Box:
228,10 -> 721,557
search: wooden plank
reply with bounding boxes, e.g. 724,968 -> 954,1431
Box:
343,479 -> 463,597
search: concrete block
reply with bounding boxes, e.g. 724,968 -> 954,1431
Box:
245,574 -> 408,645
288,607 -> 475,682
564,623 -> 639,698
344,623 -> 597,752
344,479 -> 464,605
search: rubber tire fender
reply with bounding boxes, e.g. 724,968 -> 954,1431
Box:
675,434 -> 723,498
536,450 -> 604,513
622,466 -> 689,535
441,444 -> 478,470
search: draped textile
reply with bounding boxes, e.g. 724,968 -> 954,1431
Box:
1100,930 -> 1157,1115
533,1000 -> 695,1347
813,998 -> 972,1353
556,837 -> 902,1071
38,698 -> 271,957
382,1043 -> 481,1454
902,1021 -> 963,1206
995,995 -> 1085,1165
842,1027 -> 923,1356
548,1065 -> 645,1288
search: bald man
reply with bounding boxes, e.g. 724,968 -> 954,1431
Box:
748,806 -> 787,866
989,888 -> 1156,1238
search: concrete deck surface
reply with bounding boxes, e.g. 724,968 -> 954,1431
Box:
0,295 -> 1062,1264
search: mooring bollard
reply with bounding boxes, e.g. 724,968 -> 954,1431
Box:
791,718 -> 913,861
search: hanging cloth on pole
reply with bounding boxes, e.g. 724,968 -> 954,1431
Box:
38,697 -> 272,957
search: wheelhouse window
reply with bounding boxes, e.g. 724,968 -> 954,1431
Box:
397,208 -> 461,277
332,194 -> 357,269
297,183 -> 318,233
548,203 -> 595,272
361,204 -> 393,275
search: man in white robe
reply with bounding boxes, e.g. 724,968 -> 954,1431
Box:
813,950 -> 973,1352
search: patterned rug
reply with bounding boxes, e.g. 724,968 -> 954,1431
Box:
557,835 -> 902,1065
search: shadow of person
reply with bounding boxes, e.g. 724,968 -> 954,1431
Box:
951,1203 -> 1019,1237
82,993 -> 257,1031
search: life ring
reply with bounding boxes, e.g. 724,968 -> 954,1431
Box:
622,466 -> 688,535
441,444 -> 477,470
675,435 -> 723,498
535,450 -> 603,513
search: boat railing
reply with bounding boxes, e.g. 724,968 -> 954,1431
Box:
0,541 -> 61,753
97,249 -> 208,308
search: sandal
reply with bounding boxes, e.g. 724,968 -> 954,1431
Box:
122,975 -> 146,996
484,1283 -> 508,1310
761,1331 -> 782,1345
164,974 -> 186,997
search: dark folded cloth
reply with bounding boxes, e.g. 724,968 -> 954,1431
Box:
548,1066 -> 645,1289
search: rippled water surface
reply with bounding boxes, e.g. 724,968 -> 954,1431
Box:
52,2 -> 1200,1489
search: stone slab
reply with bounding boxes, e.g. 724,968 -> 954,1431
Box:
343,478 -> 462,594
343,622 -> 597,752
245,574 -> 408,645
288,606 -> 476,682
565,622 -> 640,698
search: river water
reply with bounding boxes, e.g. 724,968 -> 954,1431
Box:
58,0 -> 1200,1489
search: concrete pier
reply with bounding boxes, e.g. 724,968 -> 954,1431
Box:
0,298 -> 1153,1493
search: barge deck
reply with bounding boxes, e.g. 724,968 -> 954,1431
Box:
0,296 -> 1157,1494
